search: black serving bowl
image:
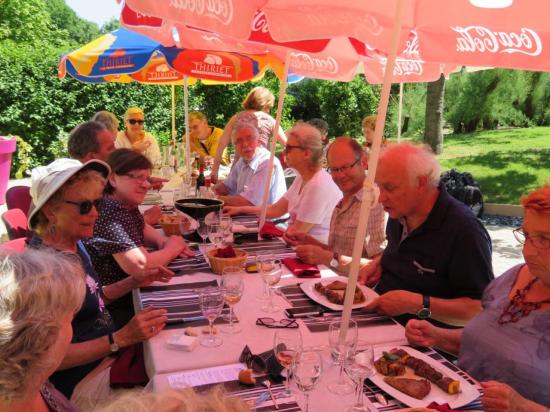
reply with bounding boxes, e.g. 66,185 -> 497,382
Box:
175,198 -> 224,220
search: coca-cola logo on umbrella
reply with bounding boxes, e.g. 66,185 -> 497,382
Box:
289,53 -> 339,75
168,0 -> 234,26
452,26 -> 542,56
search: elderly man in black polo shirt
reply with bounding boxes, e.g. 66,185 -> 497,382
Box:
362,143 -> 494,326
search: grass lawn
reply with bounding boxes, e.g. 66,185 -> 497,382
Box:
435,127 -> 550,204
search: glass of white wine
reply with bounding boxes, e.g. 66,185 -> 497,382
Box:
221,266 -> 244,334
274,328 -> 303,396
198,286 -> 224,347
258,256 -> 282,313
294,351 -> 323,412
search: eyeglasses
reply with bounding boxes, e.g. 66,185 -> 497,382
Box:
513,228 -> 550,249
256,317 -> 299,329
123,172 -> 152,185
327,157 -> 361,174
128,119 -> 144,125
283,144 -> 305,153
65,198 -> 102,215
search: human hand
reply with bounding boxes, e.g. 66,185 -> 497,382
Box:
143,206 -> 162,225
295,245 -> 326,265
358,257 -> 382,286
481,381 -> 531,412
163,235 -> 194,258
223,206 -> 243,216
282,228 -> 310,246
132,264 -> 174,287
132,139 -> 151,153
149,176 -> 168,191
363,290 -> 421,317
115,306 -> 168,346
404,319 -> 440,347
210,165 -> 219,184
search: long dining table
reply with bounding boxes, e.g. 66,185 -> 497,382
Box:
133,210 -> 483,411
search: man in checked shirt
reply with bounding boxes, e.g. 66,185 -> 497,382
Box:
284,137 -> 386,274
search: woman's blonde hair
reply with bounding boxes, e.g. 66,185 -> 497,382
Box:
124,107 -> 144,121
241,86 -> 274,111
0,249 -> 85,401
362,115 -> 377,131
521,183 -> 550,214
33,169 -> 106,237
94,386 -> 250,412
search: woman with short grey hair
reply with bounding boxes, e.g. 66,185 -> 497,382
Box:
0,249 -> 85,411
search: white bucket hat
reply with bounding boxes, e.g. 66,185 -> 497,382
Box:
28,158 -> 111,230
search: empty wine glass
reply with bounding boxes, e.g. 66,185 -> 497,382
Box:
198,287 -> 224,347
327,319 -> 358,395
221,267 -> 244,334
294,351 -> 323,412
344,346 -> 375,412
274,328 -> 303,396
258,256 -> 282,313
208,223 -> 223,249
219,216 -> 233,245
197,219 -> 209,247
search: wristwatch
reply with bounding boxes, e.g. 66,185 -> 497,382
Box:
329,252 -> 339,269
416,295 -> 431,319
108,333 -> 119,355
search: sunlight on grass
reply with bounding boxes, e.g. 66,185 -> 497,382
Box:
437,127 -> 550,204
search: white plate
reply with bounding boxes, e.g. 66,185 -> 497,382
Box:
370,346 -> 480,409
299,276 -> 378,311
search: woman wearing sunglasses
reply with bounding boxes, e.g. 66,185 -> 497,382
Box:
85,149 -> 195,328
115,106 -> 161,165
27,158 -> 171,405
406,184 -> 550,411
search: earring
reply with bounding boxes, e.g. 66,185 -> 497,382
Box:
48,223 -> 57,237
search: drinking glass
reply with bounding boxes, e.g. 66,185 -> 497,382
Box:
198,286 -> 224,347
258,256 -> 282,313
221,267 -> 244,334
208,223 -> 223,248
251,254 -> 269,301
294,351 -> 323,412
219,216 -> 233,245
273,328 -> 303,396
197,219 -> 209,247
327,319 -> 358,395
344,346 -> 375,412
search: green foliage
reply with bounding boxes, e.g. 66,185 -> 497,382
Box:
45,0 -> 99,44
10,135 -> 33,179
0,0 -> 54,45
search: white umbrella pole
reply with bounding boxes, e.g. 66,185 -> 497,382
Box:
339,0 -> 404,342
183,76 -> 191,179
258,53 -> 290,235
397,82 -> 403,143
171,84 -> 176,142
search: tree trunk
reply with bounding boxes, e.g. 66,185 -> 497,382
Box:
402,116 -> 410,133
424,74 -> 446,154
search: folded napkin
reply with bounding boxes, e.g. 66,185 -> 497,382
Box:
109,343 -> 148,388
282,257 -> 321,278
426,402 -> 453,412
259,222 -> 284,238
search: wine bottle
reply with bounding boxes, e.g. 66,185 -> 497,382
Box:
196,165 -> 206,194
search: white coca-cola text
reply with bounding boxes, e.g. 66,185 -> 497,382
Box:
168,0 -> 233,26
289,53 -> 338,75
251,11 -> 269,34
452,26 -> 542,56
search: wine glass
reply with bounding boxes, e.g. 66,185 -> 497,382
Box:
294,351 -> 323,412
219,216 -> 233,245
197,218 -> 209,249
327,319 -> 358,395
198,287 -> 224,347
208,223 -> 223,249
221,267 -> 244,334
344,346 -> 375,412
258,256 -> 282,313
273,328 -> 303,396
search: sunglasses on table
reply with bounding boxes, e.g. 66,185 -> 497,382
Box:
128,119 -> 145,125
239,346 -> 268,373
256,317 -> 299,329
65,198 -> 102,215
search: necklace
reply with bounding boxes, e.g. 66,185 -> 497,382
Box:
498,276 -> 550,325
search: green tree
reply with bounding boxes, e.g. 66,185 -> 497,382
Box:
45,0 -> 99,44
0,0 -> 54,44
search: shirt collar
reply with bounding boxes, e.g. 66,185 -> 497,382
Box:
244,147 -> 268,171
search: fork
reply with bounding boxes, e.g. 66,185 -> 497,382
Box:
262,380 -> 279,409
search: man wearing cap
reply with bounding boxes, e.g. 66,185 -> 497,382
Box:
115,106 -> 161,166
68,121 -> 115,163
188,111 -> 230,166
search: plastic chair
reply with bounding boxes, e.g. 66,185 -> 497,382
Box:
0,237 -> 27,253
1,208 -> 29,240
6,186 -> 32,216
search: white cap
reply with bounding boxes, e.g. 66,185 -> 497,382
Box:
28,158 -> 110,230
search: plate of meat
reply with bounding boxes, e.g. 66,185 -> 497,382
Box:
370,346 -> 480,409
299,276 -> 378,310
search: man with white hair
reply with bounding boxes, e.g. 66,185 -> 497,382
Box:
362,143 -> 493,327
212,121 -> 286,207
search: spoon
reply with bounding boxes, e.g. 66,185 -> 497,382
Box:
262,380 -> 279,409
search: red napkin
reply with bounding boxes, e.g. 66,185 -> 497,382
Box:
109,343 -> 149,388
426,402 -> 454,412
259,222 -> 284,238
283,257 -> 321,278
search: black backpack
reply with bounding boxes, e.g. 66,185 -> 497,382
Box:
440,169 -> 484,217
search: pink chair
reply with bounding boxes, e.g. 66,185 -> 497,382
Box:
0,237 -> 27,253
1,208 -> 29,240
5,186 -> 32,216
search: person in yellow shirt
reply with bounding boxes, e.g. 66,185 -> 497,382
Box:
187,112 -> 230,166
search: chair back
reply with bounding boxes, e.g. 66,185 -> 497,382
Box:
0,237 -> 27,253
6,186 -> 32,216
1,208 -> 29,240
